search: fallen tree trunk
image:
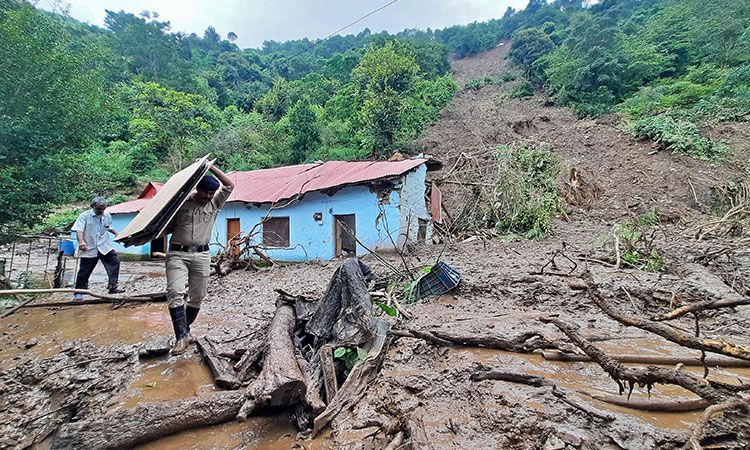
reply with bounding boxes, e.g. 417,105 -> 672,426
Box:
583,391 -> 709,412
583,273 -> 750,361
237,304 -> 306,420
470,369 -> 614,421
196,337 -> 241,390
0,288 -> 166,303
391,328 -> 556,353
540,316 -> 738,404
52,391 -> 245,449
542,350 -> 750,368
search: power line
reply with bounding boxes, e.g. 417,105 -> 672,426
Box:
284,0 -> 402,62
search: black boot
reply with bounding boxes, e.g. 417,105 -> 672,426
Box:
169,306 -> 189,356
186,306 -> 200,343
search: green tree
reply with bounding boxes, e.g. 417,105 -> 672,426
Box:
352,41 -> 419,155
0,2 -> 113,232
288,98 -> 320,164
508,28 -> 555,76
129,82 -> 219,170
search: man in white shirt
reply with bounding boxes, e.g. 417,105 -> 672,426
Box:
71,197 -> 124,299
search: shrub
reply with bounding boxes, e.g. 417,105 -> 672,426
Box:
506,80 -> 534,98
464,79 -> 482,91
631,113 -> 729,160
499,71 -> 520,83
465,142 -> 561,239
31,207 -> 85,234
594,219 -> 665,272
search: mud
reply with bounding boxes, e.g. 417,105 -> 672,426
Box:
1,43 -> 749,449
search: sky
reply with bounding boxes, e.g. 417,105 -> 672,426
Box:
37,0 -> 531,49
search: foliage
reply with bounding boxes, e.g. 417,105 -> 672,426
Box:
0,2 -> 114,233
467,143 -> 561,239
499,71 -> 520,83
464,79 -> 482,91
595,212 -> 665,272
30,207 -> 85,234
631,113 -> 729,160
288,98 -> 320,163
508,28 -> 555,76
333,346 -> 368,375
506,80 -> 535,99
129,82 -> 220,170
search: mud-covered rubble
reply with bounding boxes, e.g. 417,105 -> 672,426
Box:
0,342 -> 137,449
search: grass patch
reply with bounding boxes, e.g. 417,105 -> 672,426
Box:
594,210 -> 665,272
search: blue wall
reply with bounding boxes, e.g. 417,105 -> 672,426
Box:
215,184 -> 403,261
110,213 -> 152,255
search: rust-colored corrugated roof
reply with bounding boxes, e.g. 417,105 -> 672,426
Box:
107,182 -> 165,214
227,159 -> 427,204
109,159 -> 427,215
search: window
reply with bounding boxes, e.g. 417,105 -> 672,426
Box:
263,217 -> 290,247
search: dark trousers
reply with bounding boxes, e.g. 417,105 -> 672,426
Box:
75,250 -> 120,290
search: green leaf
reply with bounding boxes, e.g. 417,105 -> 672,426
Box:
333,347 -> 347,358
356,346 -> 368,361
375,301 -> 397,316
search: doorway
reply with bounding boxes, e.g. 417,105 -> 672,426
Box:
334,214 -> 356,257
227,218 -> 241,256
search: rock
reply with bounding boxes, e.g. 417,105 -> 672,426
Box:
24,338 -> 38,349
544,436 -> 567,450
195,384 -> 217,396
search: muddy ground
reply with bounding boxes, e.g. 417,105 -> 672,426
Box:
1,43 -> 749,449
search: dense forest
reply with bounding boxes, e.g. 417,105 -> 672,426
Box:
0,0 -> 747,235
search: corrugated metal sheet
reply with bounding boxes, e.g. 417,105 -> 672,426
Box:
227,159 -> 427,204
107,182 -> 164,214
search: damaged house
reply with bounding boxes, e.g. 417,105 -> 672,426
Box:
107,158 -> 439,261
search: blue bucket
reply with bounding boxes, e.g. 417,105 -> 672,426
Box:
59,240 -> 75,256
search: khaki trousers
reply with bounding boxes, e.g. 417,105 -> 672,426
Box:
166,251 -> 211,308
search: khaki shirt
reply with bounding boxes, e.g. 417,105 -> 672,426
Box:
165,184 -> 233,246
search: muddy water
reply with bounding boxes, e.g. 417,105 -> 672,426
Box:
458,336 -> 750,431
0,300 -> 332,449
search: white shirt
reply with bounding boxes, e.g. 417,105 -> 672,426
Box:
72,209 -> 115,258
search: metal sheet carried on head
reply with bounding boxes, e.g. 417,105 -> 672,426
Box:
115,155 -> 212,247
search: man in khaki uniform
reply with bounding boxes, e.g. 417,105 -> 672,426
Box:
163,165 -> 234,355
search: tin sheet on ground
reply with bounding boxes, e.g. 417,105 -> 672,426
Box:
115,156 -> 212,247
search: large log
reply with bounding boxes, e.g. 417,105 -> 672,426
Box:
584,392 -> 709,412
237,304 -> 306,420
52,391 -> 245,449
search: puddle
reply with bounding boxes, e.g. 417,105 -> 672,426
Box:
0,300 -> 333,449
455,339 -> 750,431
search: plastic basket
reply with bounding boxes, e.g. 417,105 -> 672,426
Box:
412,262 -> 460,301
